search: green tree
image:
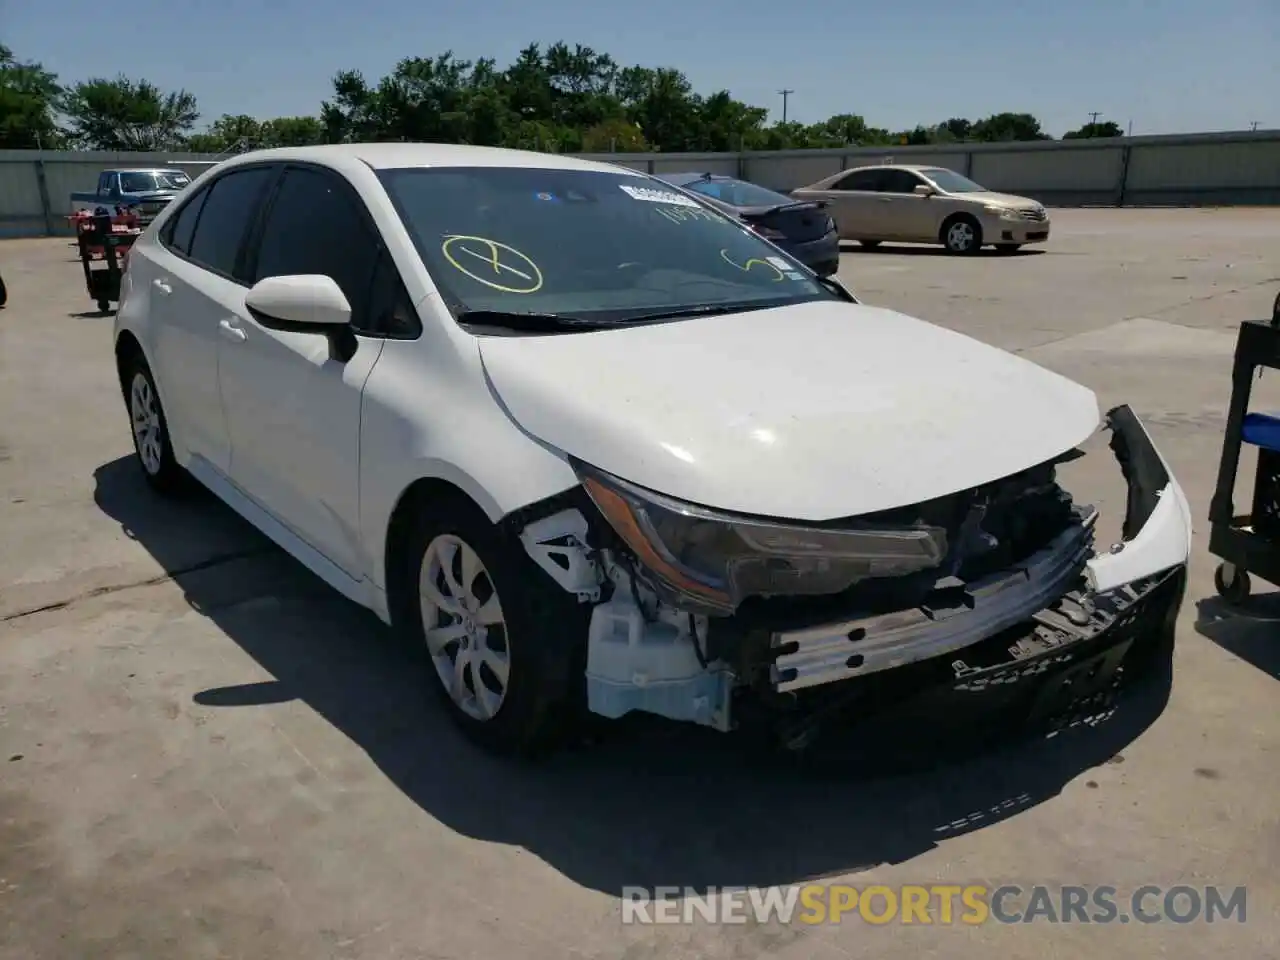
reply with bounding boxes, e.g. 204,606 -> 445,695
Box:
185,113 -> 262,153
313,41 -> 1049,157
1063,120 -> 1124,139
803,113 -> 890,147
971,112 -> 1051,142
0,44 -> 65,149
61,76 -> 199,150
939,117 -> 973,141
261,116 -> 325,147
581,117 -> 647,152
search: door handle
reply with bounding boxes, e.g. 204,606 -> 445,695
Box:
218,319 -> 246,342
153,278 -> 172,295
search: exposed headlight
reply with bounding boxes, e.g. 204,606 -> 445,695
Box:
985,206 -> 1021,220
575,463 -> 948,614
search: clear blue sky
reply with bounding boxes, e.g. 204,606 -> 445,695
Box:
7,0 -> 1276,137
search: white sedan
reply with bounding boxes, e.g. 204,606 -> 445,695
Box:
114,143 -> 1192,757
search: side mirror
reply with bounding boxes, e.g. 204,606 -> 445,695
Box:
913,184 -> 936,197
245,274 -> 358,362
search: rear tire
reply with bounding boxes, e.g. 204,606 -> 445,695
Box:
859,240 -> 882,249
124,356 -> 188,496
0,272 -> 7,307
942,216 -> 982,255
393,493 -> 590,757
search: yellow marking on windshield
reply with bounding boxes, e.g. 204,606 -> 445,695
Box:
719,249 -> 785,281
441,235 -> 544,294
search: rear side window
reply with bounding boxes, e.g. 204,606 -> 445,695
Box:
251,166 -> 381,331
833,170 -> 883,191
161,185 -> 210,256
187,166 -> 276,279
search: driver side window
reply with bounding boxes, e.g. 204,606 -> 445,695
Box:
878,170 -> 925,194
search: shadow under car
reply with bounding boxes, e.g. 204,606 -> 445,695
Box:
92,454 -> 1173,895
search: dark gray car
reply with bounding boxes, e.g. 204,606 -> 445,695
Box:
660,173 -> 841,277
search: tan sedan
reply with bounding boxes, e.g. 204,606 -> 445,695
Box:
790,164 -> 1050,255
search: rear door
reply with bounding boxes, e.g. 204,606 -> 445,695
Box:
807,169 -> 883,239
217,163 -> 400,577
145,164 -> 277,474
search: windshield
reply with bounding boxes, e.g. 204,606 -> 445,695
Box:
119,171 -> 191,192
678,177 -> 795,209
920,169 -> 987,194
378,166 -> 834,326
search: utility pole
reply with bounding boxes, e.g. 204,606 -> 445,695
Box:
778,89 -> 794,124
1250,121 -> 1259,131
1088,111 -> 1101,126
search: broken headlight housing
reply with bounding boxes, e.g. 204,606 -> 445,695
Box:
575,463 -> 949,615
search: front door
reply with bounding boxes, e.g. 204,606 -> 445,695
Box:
873,169 -> 939,241
217,164 -> 388,578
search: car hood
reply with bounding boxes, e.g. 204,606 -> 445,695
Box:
478,300 -> 1099,521
963,191 -> 1040,209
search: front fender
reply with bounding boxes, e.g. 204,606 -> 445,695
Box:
357,338 -> 580,592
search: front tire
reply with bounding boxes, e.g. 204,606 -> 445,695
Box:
942,216 -> 982,255
124,357 -> 187,495
395,493 -> 589,757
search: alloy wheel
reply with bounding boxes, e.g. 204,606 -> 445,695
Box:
130,372 -> 163,475
947,221 -> 977,253
419,534 -> 511,721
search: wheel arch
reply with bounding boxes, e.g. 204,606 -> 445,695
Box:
114,329 -> 146,402
379,472 -> 585,629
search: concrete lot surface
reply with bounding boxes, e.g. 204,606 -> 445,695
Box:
2,209 -> 1279,959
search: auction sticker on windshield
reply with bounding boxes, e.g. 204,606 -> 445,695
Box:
619,184 -> 701,208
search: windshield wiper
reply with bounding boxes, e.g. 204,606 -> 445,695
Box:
621,302 -> 777,324
455,309 -> 621,332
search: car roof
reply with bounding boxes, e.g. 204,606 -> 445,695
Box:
845,163 -> 943,173
210,142 -> 643,176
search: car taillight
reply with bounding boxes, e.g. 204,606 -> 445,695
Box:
750,223 -> 786,240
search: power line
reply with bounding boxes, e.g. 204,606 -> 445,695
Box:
778,89 -> 794,125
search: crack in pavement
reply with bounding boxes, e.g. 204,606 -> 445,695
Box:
0,548 -> 275,623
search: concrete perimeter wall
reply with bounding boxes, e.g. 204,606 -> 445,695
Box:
2,129 -> 1278,238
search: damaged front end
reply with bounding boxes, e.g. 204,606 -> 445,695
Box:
516,405 -> 1191,741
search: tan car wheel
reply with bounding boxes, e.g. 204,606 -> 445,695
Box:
942,216 -> 982,255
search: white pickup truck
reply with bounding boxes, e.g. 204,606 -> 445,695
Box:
70,168 -> 195,224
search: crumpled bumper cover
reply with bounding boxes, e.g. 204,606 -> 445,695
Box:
770,405 -> 1192,695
